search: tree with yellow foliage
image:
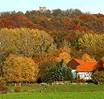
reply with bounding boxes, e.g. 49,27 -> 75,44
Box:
79,33 -> 104,58
56,47 -> 71,63
0,28 -> 56,57
3,54 -> 39,83
82,53 -> 96,62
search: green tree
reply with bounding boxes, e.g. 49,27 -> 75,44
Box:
41,60 -> 72,83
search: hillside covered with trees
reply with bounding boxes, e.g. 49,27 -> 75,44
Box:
0,8 -> 104,84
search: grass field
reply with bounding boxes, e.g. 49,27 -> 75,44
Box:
1,92 -> 104,99
0,83 -> 104,99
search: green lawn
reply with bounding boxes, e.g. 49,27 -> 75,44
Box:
0,83 -> 104,99
7,83 -> 104,92
1,92 -> 104,99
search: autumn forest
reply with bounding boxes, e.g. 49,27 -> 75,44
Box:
0,8 -> 104,84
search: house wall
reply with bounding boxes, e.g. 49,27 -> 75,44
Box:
71,70 -> 77,79
77,72 -> 92,80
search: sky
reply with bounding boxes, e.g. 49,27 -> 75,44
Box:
0,0 -> 104,14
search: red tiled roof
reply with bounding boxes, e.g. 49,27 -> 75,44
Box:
68,58 -> 97,72
76,61 -> 97,72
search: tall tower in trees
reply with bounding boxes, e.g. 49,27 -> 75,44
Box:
39,7 -> 47,12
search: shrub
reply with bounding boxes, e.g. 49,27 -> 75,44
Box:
0,77 -> 8,94
14,86 -> 22,92
92,69 -> 104,83
41,60 -> 72,83
39,61 -> 57,76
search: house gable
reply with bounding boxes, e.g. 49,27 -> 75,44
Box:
67,58 -> 85,69
67,59 -> 80,69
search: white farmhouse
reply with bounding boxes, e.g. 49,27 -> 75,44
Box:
67,59 -> 97,80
